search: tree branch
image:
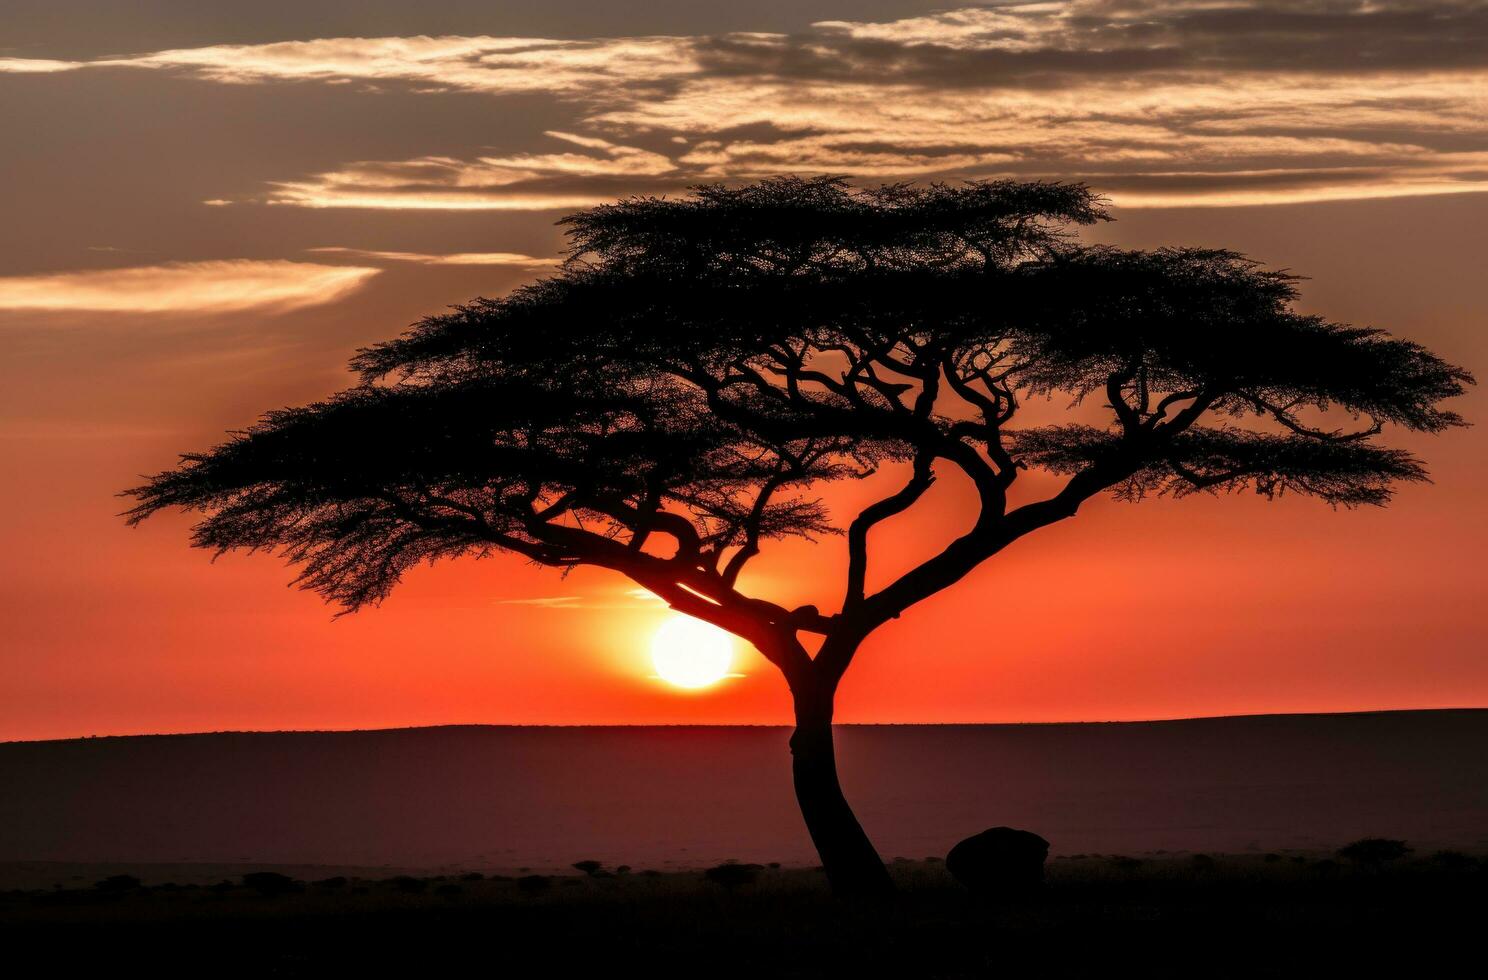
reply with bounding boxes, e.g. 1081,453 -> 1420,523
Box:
843,451 -> 936,611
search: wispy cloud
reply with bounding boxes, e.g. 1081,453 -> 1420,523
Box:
8,3 -> 1488,207
1,35 -> 697,90
495,596 -> 588,608
114,34 -> 699,95
0,260 -> 379,313
307,247 -> 558,267
251,131 -> 677,210
496,589 -> 666,610
0,57 -> 82,73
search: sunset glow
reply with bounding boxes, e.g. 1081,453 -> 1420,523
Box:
650,615 -> 736,690
1,1 -> 1484,741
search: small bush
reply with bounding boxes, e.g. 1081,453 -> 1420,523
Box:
461,872 -> 485,882
243,872 -> 299,897
95,875 -> 142,893
517,875 -> 551,895
389,876 -> 427,894
1429,850 -> 1476,871
1338,838 -> 1411,869
572,860 -> 605,877
704,862 -> 764,890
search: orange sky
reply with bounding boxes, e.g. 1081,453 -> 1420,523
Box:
2,2 -> 1485,740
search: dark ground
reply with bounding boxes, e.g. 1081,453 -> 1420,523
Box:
5,710 -> 1486,872
4,854 -> 1483,978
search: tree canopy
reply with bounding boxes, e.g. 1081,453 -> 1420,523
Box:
126,176 -> 1472,666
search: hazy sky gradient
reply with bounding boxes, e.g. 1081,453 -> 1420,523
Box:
2,1 -> 1484,739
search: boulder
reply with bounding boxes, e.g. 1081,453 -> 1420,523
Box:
946,827 -> 1050,895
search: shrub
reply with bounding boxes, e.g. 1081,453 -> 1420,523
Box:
389,876 -> 427,894
704,863 -> 764,890
94,874 -> 141,893
1338,838 -> 1411,869
517,875 -> 551,895
242,872 -> 298,897
572,861 -> 605,877
1429,850 -> 1476,871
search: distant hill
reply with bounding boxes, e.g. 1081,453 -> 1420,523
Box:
3,710 -> 1484,876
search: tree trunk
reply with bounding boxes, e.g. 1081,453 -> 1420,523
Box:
789,685 -> 895,898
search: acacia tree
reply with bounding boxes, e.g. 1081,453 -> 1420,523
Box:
126,177 -> 1471,897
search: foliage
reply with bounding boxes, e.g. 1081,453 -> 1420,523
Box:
125,176 -> 1472,676
517,874 -> 551,895
242,871 -> 298,896
1338,838 -> 1412,868
704,861 -> 765,889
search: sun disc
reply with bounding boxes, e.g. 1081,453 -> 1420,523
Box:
650,615 -> 734,689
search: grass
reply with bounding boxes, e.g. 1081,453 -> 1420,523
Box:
3,854 -> 1483,977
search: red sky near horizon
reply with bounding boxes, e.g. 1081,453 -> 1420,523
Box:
2,1 -> 1485,741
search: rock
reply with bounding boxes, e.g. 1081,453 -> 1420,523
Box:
946,827 -> 1050,895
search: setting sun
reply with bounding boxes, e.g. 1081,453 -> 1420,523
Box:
650,614 -> 735,689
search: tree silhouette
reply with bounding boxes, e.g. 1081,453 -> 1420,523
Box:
125,177 -> 1472,898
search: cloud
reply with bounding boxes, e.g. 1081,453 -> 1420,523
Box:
252,131 -> 678,210
307,247 -> 558,267
9,3 -> 1488,208
495,596 -> 587,608
496,589 -> 665,610
808,2 -> 1488,74
0,57 -> 83,73
97,34 -> 700,96
0,260 -> 379,313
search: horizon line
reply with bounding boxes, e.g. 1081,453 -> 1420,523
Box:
6,705 -> 1485,746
